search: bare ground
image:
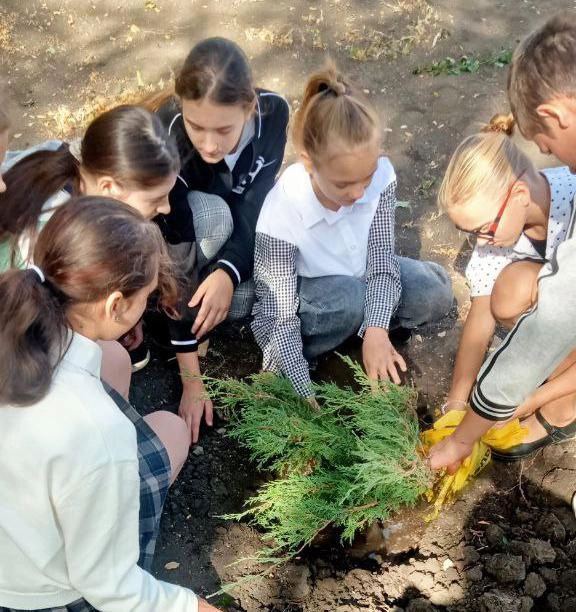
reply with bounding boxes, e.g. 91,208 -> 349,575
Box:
2,1 -> 576,610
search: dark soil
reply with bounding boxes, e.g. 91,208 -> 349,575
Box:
3,1 -> 576,610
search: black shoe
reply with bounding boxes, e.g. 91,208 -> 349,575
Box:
129,342 -> 151,373
389,326 -> 413,346
492,409 -> 576,463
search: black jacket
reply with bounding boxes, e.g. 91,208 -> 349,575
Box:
155,89 -> 289,353
156,89 -> 289,286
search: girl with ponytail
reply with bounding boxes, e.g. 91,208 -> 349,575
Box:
0,198 -> 219,612
0,103 -> 180,392
435,114 -> 576,461
252,63 -> 452,398
0,105 -> 179,271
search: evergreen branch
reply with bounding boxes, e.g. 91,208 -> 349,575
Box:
208,357 -> 430,573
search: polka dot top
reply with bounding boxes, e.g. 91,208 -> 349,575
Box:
466,166 -> 576,297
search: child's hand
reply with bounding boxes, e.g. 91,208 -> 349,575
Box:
190,269 -> 234,338
179,378 -> 213,444
307,396 -> 320,411
428,435 -> 475,473
362,326 -> 407,388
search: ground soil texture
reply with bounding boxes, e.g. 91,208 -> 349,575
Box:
2,1 -> 576,610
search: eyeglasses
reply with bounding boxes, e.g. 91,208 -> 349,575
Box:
457,175 -> 522,242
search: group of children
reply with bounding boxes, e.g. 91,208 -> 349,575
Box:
1,9 -> 576,611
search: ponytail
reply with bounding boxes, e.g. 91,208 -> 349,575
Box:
482,113 -> 515,136
0,105 -> 179,265
0,267 -> 68,406
0,196 -> 178,407
292,61 -> 379,162
0,146 -> 80,251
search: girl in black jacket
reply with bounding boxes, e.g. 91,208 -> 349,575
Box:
154,37 -> 289,443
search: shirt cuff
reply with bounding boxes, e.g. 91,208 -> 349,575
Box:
216,259 -> 242,287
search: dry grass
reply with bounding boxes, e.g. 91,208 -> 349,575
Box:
30,74 -> 164,138
244,26 -> 298,48
338,0 -> 442,61
242,0 -> 441,59
0,11 -> 16,53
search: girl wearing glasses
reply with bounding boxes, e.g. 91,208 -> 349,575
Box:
438,114 -> 576,416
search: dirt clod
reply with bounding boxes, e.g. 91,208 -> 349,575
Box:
485,523 -> 506,548
485,553 -> 526,584
537,513 -> 566,543
406,598 -> 436,612
479,590 -> 522,612
528,538 -> 557,565
523,571 -> 546,598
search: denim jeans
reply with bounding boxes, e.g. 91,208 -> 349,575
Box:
298,256 -> 453,359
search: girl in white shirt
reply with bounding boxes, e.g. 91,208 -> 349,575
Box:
0,198 -> 219,612
252,64 -> 453,397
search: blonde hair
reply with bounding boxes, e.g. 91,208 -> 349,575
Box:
438,114 -> 534,212
508,10 -> 576,137
292,61 -> 379,162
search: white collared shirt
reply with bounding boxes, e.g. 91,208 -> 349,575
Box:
257,158 -> 396,279
252,158 -> 401,395
0,333 -> 198,610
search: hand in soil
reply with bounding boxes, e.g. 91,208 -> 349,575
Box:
190,269 -> 234,338
362,326 -> 407,387
179,379 -> 214,444
428,434 -> 475,473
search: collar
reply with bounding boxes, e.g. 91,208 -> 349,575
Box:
255,94 -> 262,139
61,332 -> 102,379
294,166 -> 355,229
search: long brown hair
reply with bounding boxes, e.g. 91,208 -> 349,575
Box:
0,105 -> 179,265
144,38 -> 255,113
292,61 -> 379,163
176,37 -> 255,107
0,196 -> 177,407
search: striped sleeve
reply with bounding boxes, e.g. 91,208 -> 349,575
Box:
359,180 -> 402,336
251,231 -> 313,397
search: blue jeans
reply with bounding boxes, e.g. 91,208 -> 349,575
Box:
299,256 -> 453,359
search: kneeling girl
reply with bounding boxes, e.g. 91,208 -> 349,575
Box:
252,64 -> 453,397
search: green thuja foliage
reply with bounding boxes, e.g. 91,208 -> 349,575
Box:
207,356 -> 431,562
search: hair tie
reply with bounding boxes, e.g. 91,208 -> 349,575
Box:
317,81 -> 347,97
28,264 -> 46,283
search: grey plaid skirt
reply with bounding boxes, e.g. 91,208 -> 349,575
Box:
0,384 -> 171,612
